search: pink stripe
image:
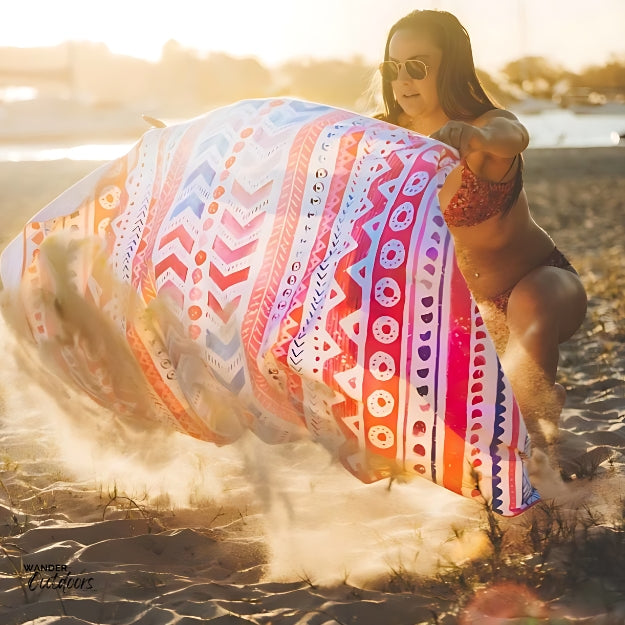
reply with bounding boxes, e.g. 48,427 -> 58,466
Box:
508,398 -> 521,508
442,258 -> 472,494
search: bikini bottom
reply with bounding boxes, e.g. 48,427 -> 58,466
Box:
489,246 -> 578,315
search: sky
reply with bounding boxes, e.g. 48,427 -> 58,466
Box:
2,0 -> 624,74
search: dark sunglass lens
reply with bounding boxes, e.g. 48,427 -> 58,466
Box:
406,61 -> 426,80
379,62 -> 398,81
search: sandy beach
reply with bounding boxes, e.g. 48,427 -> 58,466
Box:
0,146 -> 624,624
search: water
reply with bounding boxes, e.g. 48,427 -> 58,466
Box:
0,109 -> 624,162
0,142 -> 136,162
516,109 -> 625,149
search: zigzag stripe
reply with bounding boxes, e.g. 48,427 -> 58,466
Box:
153,141 -> 214,314
230,179 -> 273,209
248,125 -> 298,156
213,234 -> 258,259
206,293 -> 241,324
268,100 -> 329,125
195,134 -> 230,160
158,224 -> 195,253
204,153 -> 268,367
208,262 -> 250,292
141,125 -> 206,299
178,159 -> 218,200
210,366 -> 246,394
241,109 -> 352,424
230,148 -> 283,191
206,330 -> 242,361
220,210 -> 265,241
155,254 -> 188,283
205,350 -> 245,378
157,279 -> 185,310
170,191 -> 205,219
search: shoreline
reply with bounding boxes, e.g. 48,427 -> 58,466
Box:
1,145 -> 623,265
0,142 -> 623,156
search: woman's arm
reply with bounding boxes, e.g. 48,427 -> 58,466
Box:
430,109 -> 529,180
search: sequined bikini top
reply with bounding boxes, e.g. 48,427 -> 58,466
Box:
444,156 -> 522,227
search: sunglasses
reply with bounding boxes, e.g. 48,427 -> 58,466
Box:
378,59 -> 429,81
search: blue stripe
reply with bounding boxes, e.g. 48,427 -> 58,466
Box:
489,361 -> 507,513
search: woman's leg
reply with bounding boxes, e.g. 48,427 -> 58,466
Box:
500,266 -> 587,453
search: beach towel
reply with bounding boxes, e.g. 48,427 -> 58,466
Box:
0,98 -> 539,515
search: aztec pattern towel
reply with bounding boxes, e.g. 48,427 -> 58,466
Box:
0,98 -> 539,515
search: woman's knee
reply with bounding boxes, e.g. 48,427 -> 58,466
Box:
506,286 -> 557,339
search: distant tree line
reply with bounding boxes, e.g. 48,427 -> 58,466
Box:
0,42 -> 623,117
143,40 -> 379,115
501,55 -> 625,104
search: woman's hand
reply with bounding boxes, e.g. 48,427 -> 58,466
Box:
430,121 -> 484,158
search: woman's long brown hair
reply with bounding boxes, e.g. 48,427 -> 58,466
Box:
377,10 -> 522,214
378,10 -> 496,125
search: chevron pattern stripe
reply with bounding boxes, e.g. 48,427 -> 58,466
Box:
2,98 -> 540,516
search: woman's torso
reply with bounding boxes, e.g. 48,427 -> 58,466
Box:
437,161 -> 555,301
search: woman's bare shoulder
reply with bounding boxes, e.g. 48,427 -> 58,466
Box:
473,108 -> 521,127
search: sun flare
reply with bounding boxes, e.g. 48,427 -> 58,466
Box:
3,0 -> 624,72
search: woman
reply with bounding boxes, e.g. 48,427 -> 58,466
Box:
376,10 -> 587,456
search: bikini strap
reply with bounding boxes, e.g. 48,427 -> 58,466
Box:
498,154 -> 518,182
